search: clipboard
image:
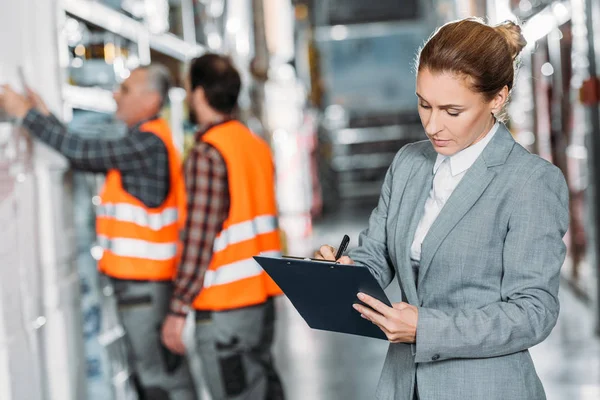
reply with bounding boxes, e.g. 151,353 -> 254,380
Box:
253,255 -> 392,340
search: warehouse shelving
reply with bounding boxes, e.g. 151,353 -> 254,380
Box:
62,84 -> 116,114
59,0 -> 205,114
62,0 -> 204,62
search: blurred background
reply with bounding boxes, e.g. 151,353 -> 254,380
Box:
1,0 -> 600,399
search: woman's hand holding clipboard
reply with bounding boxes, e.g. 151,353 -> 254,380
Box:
312,235 -> 419,344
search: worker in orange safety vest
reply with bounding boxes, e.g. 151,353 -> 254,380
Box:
161,53 -> 285,400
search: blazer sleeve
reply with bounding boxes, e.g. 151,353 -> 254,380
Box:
414,163 -> 569,363
348,144 -> 410,289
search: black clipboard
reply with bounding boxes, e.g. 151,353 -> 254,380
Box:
254,255 -> 392,340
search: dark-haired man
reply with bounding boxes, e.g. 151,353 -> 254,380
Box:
161,53 -> 285,399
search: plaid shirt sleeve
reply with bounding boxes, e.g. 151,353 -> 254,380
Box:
22,108 -> 164,173
169,141 -> 229,315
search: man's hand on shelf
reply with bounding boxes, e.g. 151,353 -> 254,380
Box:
0,85 -> 32,119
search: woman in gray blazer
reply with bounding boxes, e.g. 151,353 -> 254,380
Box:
317,18 -> 569,400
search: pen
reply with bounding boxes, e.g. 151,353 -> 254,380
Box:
334,235 -> 350,261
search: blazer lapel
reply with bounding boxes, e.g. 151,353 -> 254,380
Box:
417,125 -> 515,288
394,146 -> 436,305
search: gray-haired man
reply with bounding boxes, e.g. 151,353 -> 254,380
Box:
0,65 -> 197,400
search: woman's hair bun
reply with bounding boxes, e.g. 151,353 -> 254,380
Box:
494,20 -> 527,60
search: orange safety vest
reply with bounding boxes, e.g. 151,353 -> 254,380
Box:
96,118 -> 187,281
193,120 -> 283,311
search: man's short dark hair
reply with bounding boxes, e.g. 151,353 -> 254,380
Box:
189,53 -> 241,115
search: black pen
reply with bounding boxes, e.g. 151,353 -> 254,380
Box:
334,235 -> 350,261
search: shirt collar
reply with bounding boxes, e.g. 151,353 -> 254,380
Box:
433,121 -> 499,176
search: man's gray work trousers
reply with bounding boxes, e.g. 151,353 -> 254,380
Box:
195,298 -> 284,400
112,278 -> 198,400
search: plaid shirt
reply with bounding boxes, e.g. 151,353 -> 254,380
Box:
169,123 -> 230,315
23,109 -> 169,208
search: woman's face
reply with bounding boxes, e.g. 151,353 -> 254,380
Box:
416,68 -> 505,156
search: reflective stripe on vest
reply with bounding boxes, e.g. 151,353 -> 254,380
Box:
98,235 -> 178,261
96,118 -> 186,281
213,215 -> 278,252
192,121 -> 283,310
97,203 -> 179,231
204,250 -> 281,288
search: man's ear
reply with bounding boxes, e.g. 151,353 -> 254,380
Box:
192,87 -> 206,105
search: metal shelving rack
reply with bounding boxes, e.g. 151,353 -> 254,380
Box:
59,0 -> 205,114
62,84 -> 117,113
62,0 -> 203,61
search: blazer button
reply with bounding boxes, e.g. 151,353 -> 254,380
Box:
431,354 -> 440,361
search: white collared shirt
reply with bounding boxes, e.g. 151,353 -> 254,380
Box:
409,122 -> 500,262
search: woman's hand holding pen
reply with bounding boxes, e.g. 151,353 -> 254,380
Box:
353,294 -> 418,344
314,244 -> 354,265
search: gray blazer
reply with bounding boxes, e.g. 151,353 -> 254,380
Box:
349,124 -> 569,400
